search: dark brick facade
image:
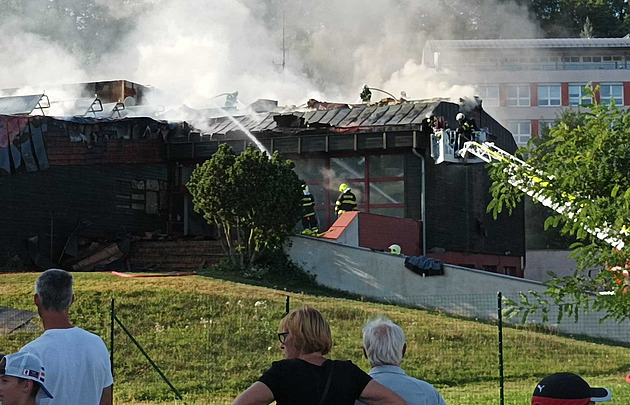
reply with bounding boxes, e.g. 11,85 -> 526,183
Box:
0,164 -> 168,260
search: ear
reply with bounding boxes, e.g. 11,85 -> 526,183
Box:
19,378 -> 34,394
34,294 -> 41,306
402,343 -> 407,358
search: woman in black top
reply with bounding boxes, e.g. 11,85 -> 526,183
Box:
232,306 -> 405,405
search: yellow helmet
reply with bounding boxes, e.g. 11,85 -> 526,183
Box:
388,244 -> 401,255
339,183 -> 349,193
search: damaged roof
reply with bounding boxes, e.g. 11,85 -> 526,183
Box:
196,100 -> 445,136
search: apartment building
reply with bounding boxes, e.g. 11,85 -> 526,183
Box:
422,38 -> 630,146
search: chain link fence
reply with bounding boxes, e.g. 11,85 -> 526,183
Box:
2,289 -> 630,404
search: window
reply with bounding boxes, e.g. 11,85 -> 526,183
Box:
539,120 -> 556,136
330,157 -> 365,179
507,121 -> 532,146
477,86 -> 499,108
507,85 -> 530,106
369,181 -> 404,205
600,83 -> 623,105
293,159 -> 326,181
538,84 -> 561,106
369,155 -> 404,178
568,84 -> 592,106
295,154 -> 406,227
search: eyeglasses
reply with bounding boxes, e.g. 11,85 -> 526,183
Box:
278,332 -> 289,344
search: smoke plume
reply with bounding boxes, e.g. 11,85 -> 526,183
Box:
0,0 -> 543,107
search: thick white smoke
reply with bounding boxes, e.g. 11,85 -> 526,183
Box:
0,0 -> 543,107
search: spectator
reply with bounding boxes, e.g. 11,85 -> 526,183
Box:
0,352 -> 53,405
532,373 -> 611,405
20,269 -> 113,405
358,316 -> 446,405
232,305 -> 405,405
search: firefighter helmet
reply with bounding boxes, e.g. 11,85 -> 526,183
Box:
456,112 -> 465,122
302,185 -> 310,194
339,183 -> 349,193
388,244 -> 401,255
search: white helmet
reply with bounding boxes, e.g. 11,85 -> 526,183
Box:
388,244 -> 401,255
456,112 -> 465,121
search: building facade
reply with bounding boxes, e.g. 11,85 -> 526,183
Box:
423,38 -> 630,146
168,99 -> 526,276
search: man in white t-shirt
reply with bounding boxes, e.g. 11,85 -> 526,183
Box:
20,269 -> 113,405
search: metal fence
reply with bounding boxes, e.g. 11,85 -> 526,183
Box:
2,291 -> 630,405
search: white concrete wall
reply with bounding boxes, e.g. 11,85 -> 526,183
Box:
288,236 -> 630,344
525,250 -> 577,282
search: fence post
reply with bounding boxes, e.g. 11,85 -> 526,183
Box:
110,298 -> 115,381
114,315 -> 183,400
285,295 -> 290,315
498,292 -> 505,405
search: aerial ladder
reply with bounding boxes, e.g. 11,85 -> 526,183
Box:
430,128 -> 627,251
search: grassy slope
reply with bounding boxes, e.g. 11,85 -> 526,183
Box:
1,272 -> 630,405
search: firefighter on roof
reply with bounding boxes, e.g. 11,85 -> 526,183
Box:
360,85 -> 372,103
335,183 -> 357,217
301,185 -> 318,233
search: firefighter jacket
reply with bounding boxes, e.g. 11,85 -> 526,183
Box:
335,190 -> 357,215
301,193 -> 316,217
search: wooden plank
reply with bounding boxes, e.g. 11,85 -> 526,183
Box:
0,306 -> 37,337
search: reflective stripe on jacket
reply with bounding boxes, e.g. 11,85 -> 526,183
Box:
335,190 -> 357,213
301,194 -> 316,217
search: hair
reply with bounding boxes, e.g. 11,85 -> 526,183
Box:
35,269 -> 74,311
279,306 -> 333,356
25,378 -> 40,398
362,315 -> 406,367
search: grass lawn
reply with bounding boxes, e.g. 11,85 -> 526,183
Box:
1,272 -> 630,404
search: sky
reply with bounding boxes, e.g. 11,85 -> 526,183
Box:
0,0 -> 542,108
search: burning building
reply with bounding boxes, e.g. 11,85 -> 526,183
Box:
168,97 -> 525,276
0,80 -> 525,276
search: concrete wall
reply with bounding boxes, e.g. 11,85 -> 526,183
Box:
288,235 -> 630,344
525,250 -> 578,282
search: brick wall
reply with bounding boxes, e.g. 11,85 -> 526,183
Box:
357,212 -> 422,256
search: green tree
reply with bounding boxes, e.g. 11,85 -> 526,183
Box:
487,90 -> 630,322
187,144 -> 303,268
521,0 -> 630,38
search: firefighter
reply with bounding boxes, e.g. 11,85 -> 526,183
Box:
388,244 -> 402,255
335,183 -> 357,217
301,185 -> 318,232
455,112 -> 478,153
360,85 -> 372,103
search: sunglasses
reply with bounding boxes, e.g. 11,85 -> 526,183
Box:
278,332 -> 289,344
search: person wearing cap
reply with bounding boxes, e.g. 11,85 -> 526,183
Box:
532,372 -> 612,405
0,352 -> 54,405
19,269 -> 113,405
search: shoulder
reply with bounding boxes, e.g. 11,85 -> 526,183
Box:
329,359 -> 369,375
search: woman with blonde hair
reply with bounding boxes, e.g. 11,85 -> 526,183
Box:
232,306 -> 405,405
